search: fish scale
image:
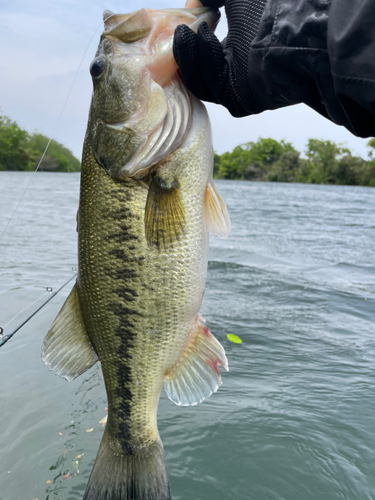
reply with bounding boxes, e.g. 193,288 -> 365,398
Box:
79,145 -> 162,453
78,138 -> 209,452
42,7 -> 230,500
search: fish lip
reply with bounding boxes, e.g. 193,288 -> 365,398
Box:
186,7 -> 221,32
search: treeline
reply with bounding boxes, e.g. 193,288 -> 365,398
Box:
0,113 -> 80,172
214,138 -> 375,187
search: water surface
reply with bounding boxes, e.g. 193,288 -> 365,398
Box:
1,173 -> 374,500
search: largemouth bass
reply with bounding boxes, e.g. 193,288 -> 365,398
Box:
42,6 -> 230,500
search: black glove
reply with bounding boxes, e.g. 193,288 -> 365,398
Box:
173,0 -> 267,117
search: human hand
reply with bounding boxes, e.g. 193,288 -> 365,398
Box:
174,0 -> 267,117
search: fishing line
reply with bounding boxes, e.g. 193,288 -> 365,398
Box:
0,13 -> 118,345
0,269 -> 77,348
0,12 -> 116,243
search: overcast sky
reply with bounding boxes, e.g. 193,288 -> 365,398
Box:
1,0 -> 372,160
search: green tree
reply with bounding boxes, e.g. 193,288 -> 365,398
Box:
217,151 -> 237,179
367,138 -> 375,160
215,138 -> 296,180
0,114 -> 30,170
27,133 -> 80,172
0,112 -> 80,172
365,138 -> 375,186
213,152 -> 221,178
334,154 -> 368,185
213,138 -> 374,186
269,150 -> 301,182
242,138 -> 295,172
304,139 -> 349,184
217,146 -> 253,179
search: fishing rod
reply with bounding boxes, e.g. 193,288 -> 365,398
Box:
0,271 -> 77,348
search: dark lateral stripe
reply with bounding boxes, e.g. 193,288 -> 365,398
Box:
107,227 -> 138,242
116,268 -> 138,280
111,302 -> 143,318
116,286 -> 138,302
112,300 -> 139,454
109,249 -> 146,265
105,184 -> 147,454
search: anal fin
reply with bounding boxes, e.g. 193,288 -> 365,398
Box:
42,283 -> 98,381
164,318 -> 228,406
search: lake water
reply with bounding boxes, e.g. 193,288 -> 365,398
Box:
0,172 -> 374,500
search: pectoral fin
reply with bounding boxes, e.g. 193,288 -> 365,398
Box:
144,175 -> 185,250
164,318 -> 228,406
42,283 -> 98,381
204,181 -> 231,238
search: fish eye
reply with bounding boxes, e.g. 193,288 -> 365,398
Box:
90,57 -> 106,79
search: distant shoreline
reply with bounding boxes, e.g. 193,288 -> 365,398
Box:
3,171 -> 373,189
214,138 -> 375,187
2,112 -> 374,186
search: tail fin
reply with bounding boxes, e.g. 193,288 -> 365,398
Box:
83,430 -> 170,500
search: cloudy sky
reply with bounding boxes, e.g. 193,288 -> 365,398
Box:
1,0 -> 372,160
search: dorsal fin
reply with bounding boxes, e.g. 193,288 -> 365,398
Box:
204,181 -> 231,239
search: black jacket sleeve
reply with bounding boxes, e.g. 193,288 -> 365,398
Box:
174,0 -> 375,138
247,0 -> 375,137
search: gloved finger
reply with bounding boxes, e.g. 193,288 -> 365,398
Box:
196,22 -> 228,104
197,22 -> 249,117
173,24 -> 217,102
